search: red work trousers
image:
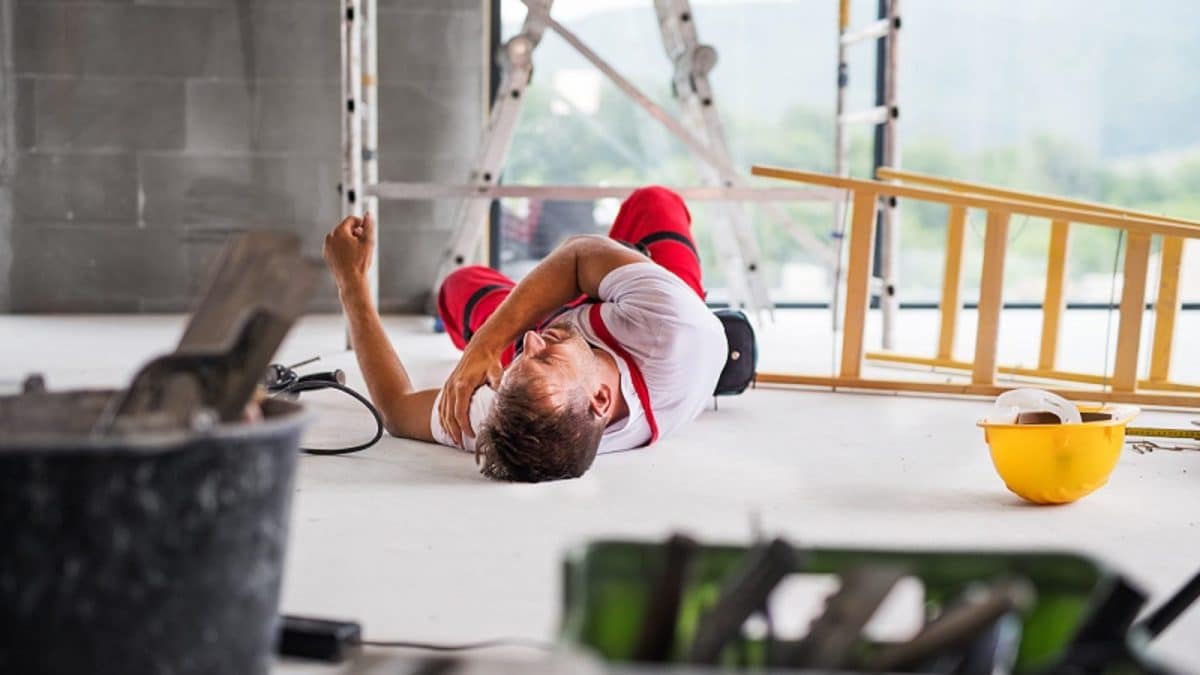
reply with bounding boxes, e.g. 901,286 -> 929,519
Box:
436,186 -> 705,366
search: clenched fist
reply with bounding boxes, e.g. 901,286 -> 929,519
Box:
323,212 -> 375,294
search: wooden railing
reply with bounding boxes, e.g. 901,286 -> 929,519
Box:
750,164 -> 1200,408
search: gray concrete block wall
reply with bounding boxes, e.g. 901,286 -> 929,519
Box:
3,0 -> 483,313
0,0 -> 14,312
372,2 -> 485,313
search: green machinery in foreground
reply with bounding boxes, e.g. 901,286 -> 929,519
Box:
561,537 -> 1198,674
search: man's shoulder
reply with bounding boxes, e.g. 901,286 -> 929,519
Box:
599,262 -> 711,320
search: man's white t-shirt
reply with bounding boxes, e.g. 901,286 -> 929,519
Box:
430,262 -> 727,453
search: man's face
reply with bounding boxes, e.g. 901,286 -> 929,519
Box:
501,322 -> 597,407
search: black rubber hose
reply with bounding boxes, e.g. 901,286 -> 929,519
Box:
279,379 -> 385,456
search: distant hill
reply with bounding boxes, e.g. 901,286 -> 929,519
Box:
505,0 -> 1200,160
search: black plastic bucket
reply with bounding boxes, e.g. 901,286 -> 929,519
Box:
0,389 -> 309,675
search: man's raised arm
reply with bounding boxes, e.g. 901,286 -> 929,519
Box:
324,213 -> 437,442
437,235 -> 646,445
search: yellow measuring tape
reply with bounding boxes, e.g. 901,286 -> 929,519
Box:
1126,426 -> 1200,440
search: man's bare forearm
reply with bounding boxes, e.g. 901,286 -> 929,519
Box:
339,283 -> 435,441
468,236 -> 642,354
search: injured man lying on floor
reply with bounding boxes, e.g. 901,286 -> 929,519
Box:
323,187 -> 728,482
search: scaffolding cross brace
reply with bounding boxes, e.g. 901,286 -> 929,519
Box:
340,2 -> 899,336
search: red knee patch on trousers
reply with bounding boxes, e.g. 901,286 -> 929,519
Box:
608,186 -> 705,300
436,266 -> 515,357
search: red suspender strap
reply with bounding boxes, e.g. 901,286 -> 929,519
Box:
588,303 -> 659,445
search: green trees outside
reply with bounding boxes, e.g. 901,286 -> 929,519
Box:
502,83 -> 1200,304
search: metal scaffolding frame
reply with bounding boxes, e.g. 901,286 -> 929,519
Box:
340,0 -> 377,301
833,0 -> 901,346
340,1 -> 900,330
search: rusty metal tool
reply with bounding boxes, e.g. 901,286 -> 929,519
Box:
97,232 -> 323,433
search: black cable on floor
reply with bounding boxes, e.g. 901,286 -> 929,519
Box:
278,379 -> 384,456
358,638 -> 555,652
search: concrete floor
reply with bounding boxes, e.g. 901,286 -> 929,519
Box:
2,310 -> 1199,672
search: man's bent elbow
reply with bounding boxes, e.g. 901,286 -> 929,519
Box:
382,414 -> 421,441
367,389 -> 439,443
382,418 -> 407,439
381,400 -> 437,443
